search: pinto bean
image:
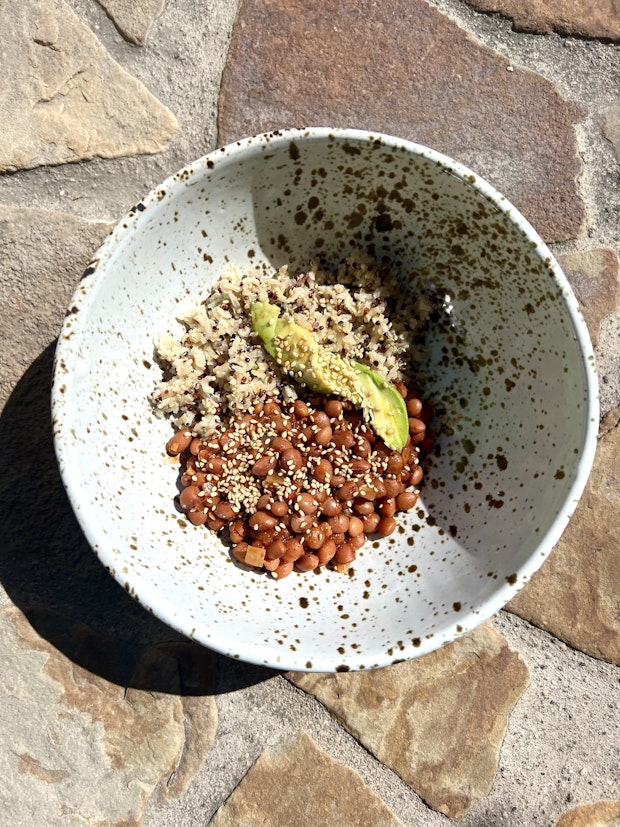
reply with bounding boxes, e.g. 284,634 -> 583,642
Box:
296,553 -> 319,572
396,491 -> 418,511
166,430 -> 193,456
325,399 -> 343,418
252,454 -> 277,476
293,399 -> 310,418
249,511 -> 277,532
279,448 -> 303,472
362,512 -> 381,533
334,543 -> 355,565
337,481 -> 359,502
328,513 -> 350,534
377,516 -> 397,536
180,485 -> 201,510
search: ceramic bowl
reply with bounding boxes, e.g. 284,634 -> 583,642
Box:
52,128 -> 598,672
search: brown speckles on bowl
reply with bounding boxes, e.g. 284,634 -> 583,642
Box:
51,128 -> 598,673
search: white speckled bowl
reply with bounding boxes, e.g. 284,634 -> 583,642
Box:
52,128 -> 598,672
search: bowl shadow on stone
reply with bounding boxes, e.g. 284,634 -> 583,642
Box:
0,343 -> 278,694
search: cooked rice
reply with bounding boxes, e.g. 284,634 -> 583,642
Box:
150,255 -> 432,438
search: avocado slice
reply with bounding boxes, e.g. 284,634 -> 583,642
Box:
251,301 -> 409,451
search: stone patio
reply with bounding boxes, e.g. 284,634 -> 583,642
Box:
0,1 -> 618,825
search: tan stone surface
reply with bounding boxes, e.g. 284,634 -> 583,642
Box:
0,0 -> 179,173
128,642 -> 219,802
97,0 -> 167,45
288,624 -> 530,819
0,606 -> 190,826
508,408 -> 620,665
555,801 -> 620,827
558,248 -> 620,346
461,0 -> 620,42
218,0 -> 585,242
0,205 -> 112,408
210,731 -> 405,827
602,104 -> 620,160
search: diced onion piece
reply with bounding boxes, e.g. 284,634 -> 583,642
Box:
245,545 -> 266,567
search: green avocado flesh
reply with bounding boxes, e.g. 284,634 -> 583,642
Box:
251,301 -> 409,451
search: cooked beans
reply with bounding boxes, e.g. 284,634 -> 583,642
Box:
296,553 -> 319,572
377,516 -> 397,536
166,430 -> 193,456
174,387 -> 431,577
271,436 -> 293,453
188,509 -> 208,526
266,539 -> 287,559
335,543 -> 355,565
313,458 -> 333,483
252,454 -> 277,476
293,399 -> 310,418
396,491 -> 418,511
315,425 -> 333,446
353,498 -> 375,516
325,399 -> 343,418
279,448 -> 303,472
270,499 -> 289,517
321,496 -> 342,517
347,516 -> 364,537
383,479 -> 404,498
250,511 -> 277,531
214,500 -> 236,521
362,512 -> 381,533
180,485 -> 201,510
379,498 -> 397,518
290,513 -> 314,533
337,480 -> 358,502
328,513 -> 350,534
406,397 -> 423,417
332,428 -> 355,449
296,492 -> 318,514
317,539 -> 337,565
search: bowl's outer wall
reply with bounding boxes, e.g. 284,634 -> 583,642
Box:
53,130 -> 598,671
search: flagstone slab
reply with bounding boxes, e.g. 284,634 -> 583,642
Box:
210,731 -> 405,827
288,624 -> 530,819
602,104 -> 620,159
460,0 -> 620,42
0,205 -> 112,408
97,0 -> 167,45
0,605 -> 217,826
0,0 -> 179,173
218,0 -> 585,242
558,248 -> 620,347
554,801 -> 620,826
508,407 -> 620,665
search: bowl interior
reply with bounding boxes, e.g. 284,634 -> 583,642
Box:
52,129 -> 597,671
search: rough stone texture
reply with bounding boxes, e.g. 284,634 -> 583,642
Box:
288,624 -> 530,819
555,801 -> 620,826
0,605 -> 214,826
0,205 -> 112,407
0,0 -> 179,173
97,0 -> 167,45
508,407 -> 620,665
558,248 -> 620,346
460,0 -> 620,42
602,104 -> 620,159
210,731 -> 405,827
218,0 -> 586,243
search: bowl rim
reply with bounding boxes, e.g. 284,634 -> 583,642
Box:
52,126 -> 600,671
